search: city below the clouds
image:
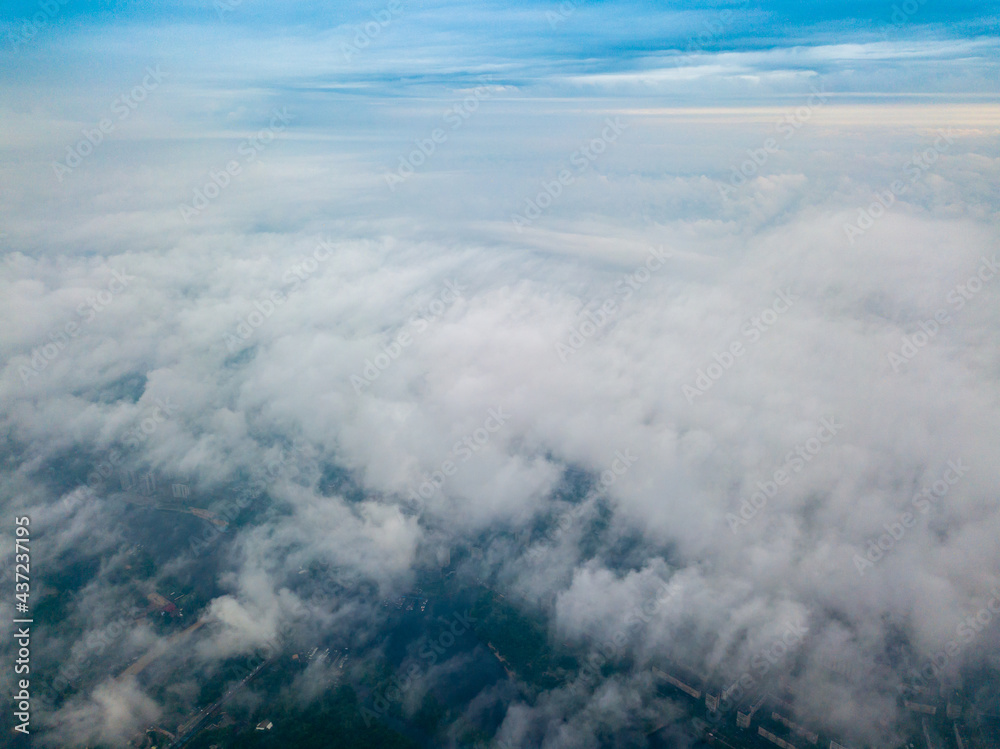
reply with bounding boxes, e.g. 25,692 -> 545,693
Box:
1,1 -> 999,749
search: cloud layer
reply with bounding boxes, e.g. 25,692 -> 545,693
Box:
2,3 -> 999,746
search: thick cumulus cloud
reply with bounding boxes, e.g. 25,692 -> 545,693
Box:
2,104 -> 998,744
42,677 -> 162,748
1,3 -> 1000,745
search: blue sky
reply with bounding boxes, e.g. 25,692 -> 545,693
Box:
2,0 -> 998,102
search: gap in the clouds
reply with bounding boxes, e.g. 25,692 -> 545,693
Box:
223,343 -> 258,368
70,370 -> 147,404
439,458 -> 679,590
317,462 -> 367,504
550,462 -> 597,502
